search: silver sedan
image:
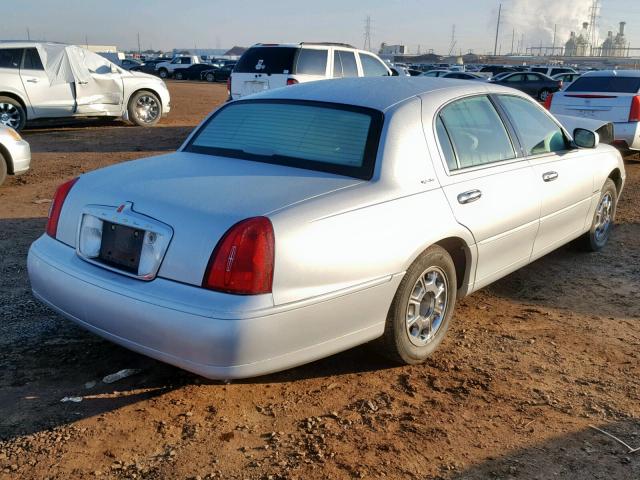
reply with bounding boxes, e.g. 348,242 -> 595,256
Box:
0,126 -> 30,185
28,77 -> 625,379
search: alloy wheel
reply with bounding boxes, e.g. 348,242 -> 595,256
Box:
0,103 -> 21,129
405,267 -> 448,347
135,95 -> 160,123
594,192 -> 613,243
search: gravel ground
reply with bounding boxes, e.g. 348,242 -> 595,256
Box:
1,81 -> 639,480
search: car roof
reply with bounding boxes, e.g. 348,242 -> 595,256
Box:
0,40 -> 67,48
581,70 -> 640,78
252,42 -> 357,50
242,76 -> 522,112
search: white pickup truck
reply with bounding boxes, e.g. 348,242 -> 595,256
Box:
154,56 -> 201,79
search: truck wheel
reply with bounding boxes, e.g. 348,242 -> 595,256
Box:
0,96 -> 26,131
381,245 -> 457,365
0,150 -> 7,186
581,178 -> 617,251
158,68 -> 169,79
127,90 -> 162,127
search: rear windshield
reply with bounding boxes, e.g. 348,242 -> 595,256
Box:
186,100 -> 383,180
566,76 -> 640,93
234,47 -> 297,74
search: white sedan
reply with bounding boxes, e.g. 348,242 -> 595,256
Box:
28,77 -> 625,379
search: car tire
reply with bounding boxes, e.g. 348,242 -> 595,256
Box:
205,72 -> 215,82
175,71 -> 184,80
581,178 -> 617,251
0,96 -> 27,132
158,68 -> 169,79
0,150 -> 7,186
538,89 -> 551,101
127,90 -> 162,127
381,245 -> 457,365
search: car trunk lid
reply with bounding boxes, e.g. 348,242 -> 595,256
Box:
58,152 -> 362,287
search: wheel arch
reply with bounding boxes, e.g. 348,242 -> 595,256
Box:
608,167 -> 623,196
127,88 -> 163,110
0,91 -> 28,120
404,234 -> 475,298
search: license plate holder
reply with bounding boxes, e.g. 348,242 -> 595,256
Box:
99,222 -> 144,274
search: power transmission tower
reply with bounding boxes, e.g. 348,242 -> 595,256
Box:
448,25 -> 456,56
587,0 -> 600,53
493,2 -> 502,56
363,15 -> 372,51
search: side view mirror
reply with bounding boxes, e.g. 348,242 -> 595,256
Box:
573,128 -> 599,149
390,68 -> 400,77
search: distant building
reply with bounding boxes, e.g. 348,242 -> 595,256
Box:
379,43 -> 406,56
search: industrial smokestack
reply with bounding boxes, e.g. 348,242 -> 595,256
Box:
619,22 -> 626,35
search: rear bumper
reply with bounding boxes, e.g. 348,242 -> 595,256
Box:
27,235 -> 396,379
612,122 -> 640,150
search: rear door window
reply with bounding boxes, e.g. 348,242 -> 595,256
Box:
359,53 -> 389,77
295,49 -> 327,76
186,100 -> 383,180
437,96 -> 516,170
235,47 -> 297,74
22,48 -> 44,70
0,48 -> 23,69
334,50 -> 358,77
505,74 -> 525,82
497,95 -> 568,156
566,76 -> 640,93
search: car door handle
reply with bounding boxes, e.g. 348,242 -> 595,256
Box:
542,171 -> 558,182
26,78 -> 38,83
457,190 -> 482,204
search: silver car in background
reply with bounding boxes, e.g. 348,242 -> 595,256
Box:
0,126 -> 30,185
28,78 -> 625,379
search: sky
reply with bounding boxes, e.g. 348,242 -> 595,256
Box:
1,0 -> 638,55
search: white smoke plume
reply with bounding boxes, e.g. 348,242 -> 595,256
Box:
501,0 -> 596,49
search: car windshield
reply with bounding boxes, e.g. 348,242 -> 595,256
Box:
566,76 -> 640,93
185,100 -> 383,180
234,47 -> 297,74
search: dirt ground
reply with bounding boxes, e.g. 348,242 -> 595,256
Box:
1,81 -> 639,480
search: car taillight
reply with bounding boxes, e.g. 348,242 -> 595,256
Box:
226,76 -> 231,94
202,217 -> 275,295
543,93 -> 554,110
629,95 -> 640,122
286,78 -> 299,86
46,177 -> 79,238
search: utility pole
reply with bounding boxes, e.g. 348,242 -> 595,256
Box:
26,27 -> 30,40
137,32 -> 141,55
493,3 -> 502,56
511,29 -> 515,55
552,24 -> 557,55
363,15 -> 372,51
85,35 -> 88,48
